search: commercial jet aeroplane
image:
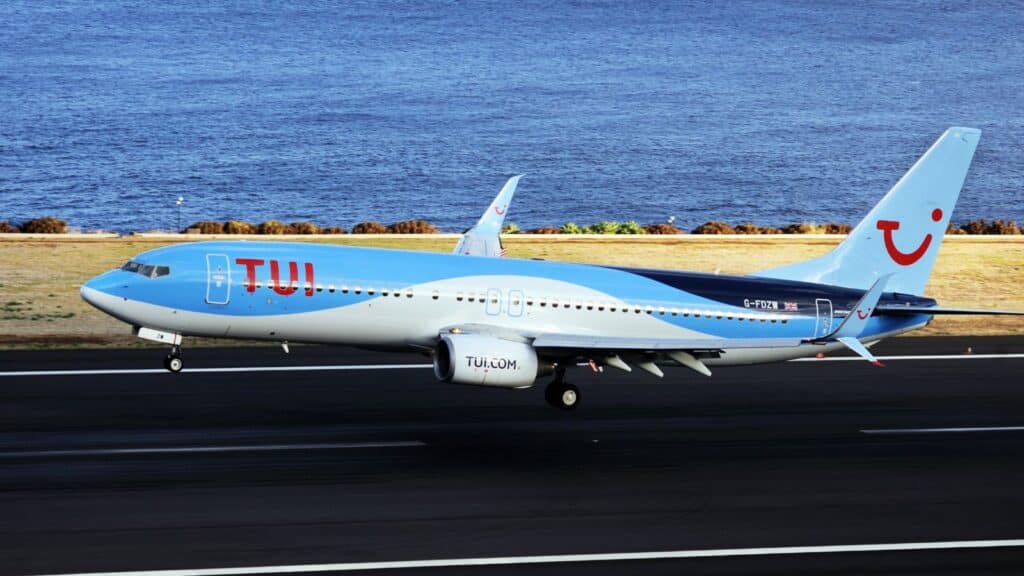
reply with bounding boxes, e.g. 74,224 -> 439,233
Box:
82,128 -> 1022,409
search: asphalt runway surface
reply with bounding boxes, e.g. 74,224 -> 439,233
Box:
2,336 -> 1024,575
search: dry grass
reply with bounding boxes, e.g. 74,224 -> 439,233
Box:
0,235 -> 1020,348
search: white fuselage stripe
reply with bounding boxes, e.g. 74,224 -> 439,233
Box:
3,353 -> 1023,378
25,539 -> 1024,576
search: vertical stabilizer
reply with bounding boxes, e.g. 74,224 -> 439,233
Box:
454,175 -> 522,257
754,127 -> 981,295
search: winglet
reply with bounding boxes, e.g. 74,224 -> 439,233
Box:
829,274 -> 892,339
453,175 -> 523,257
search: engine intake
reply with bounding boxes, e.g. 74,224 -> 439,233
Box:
433,334 -> 541,388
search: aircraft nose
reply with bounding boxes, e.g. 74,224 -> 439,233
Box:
80,271 -> 126,311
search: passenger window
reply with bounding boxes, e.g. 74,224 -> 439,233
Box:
432,290 -> 439,300
381,288 -> 389,296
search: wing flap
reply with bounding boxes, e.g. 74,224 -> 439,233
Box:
531,333 -> 803,351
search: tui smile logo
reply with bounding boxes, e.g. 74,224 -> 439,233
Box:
876,208 -> 943,266
494,205 -> 507,216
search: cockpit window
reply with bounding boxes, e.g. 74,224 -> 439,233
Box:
121,261 -> 170,278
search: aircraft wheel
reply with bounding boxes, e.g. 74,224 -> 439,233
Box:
545,381 -> 580,411
164,354 -> 183,373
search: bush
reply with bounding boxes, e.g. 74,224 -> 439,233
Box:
587,221 -> 621,234
0,221 -> 18,233
559,222 -> 585,234
223,220 -> 256,234
351,221 -> 387,234
387,219 -> 439,234
986,219 -> 1021,235
822,222 -> 852,234
946,222 -> 966,235
759,226 -> 783,234
19,217 -> 68,234
321,226 -> 348,234
643,223 -> 682,234
286,221 -> 321,235
781,223 -> 818,234
527,226 -> 561,234
185,221 -> 224,234
734,222 -> 762,234
692,221 -> 735,234
616,220 -> 646,234
502,223 -> 520,234
258,220 -> 288,235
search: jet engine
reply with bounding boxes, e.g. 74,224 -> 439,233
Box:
433,334 -> 543,388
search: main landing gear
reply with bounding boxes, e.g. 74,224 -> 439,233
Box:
544,367 -> 580,411
163,346 -> 183,373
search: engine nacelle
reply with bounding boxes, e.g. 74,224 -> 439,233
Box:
433,334 -> 541,389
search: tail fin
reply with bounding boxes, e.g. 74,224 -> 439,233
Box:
453,175 -> 522,257
754,127 -> 981,295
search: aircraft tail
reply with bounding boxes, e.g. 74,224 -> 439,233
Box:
754,127 -> 981,295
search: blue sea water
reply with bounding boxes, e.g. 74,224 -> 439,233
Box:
1,1 -> 1022,233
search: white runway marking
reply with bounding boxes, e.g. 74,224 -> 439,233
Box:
26,539 -> 1024,575
0,441 -> 425,459
862,426 -> 1024,435
794,353 -> 1024,362
0,364 -> 433,377
3,353 -> 1022,378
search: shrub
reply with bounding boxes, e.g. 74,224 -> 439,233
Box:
527,226 -> 561,234
321,226 -> 348,234
560,222 -> 585,234
958,219 -> 990,235
643,223 -> 682,234
19,217 -> 68,234
587,221 -> 621,234
946,222 -> 966,235
223,220 -> 256,234
759,225 -> 783,234
692,221 -> 735,234
258,220 -> 288,235
351,221 -> 387,234
987,219 -> 1021,235
185,221 -> 225,234
734,222 -> 762,234
502,223 -> 520,234
616,220 -> 646,234
781,223 -> 818,234
387,219 -> 439,234
286,221 -> 320,235
0,221 -> 17,233
822,222 -> 852,234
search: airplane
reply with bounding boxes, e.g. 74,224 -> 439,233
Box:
81,127 -> 1022,410
453,175 -> 521,257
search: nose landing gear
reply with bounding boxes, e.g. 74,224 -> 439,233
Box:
544,367 -> 579,410
163,346 -> 183,373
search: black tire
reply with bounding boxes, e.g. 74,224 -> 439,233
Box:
545,381 -> 580,411
165,355 -> 183,373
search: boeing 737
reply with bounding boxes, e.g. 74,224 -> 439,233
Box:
81,127 -> 1022,409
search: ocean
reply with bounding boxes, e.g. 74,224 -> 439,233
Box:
1,0 -> 1022,233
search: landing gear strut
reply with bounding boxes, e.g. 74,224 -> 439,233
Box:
163,346 -> 183,373
544,367 -> 579,410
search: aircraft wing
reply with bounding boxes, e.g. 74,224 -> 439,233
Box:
530,333 -> 803,351
453,175 -> 522,257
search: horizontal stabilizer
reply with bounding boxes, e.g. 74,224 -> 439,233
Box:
838,336 -> 885,367
877,306 -> 1024,316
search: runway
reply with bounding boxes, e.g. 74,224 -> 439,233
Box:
2,337 -> 1024,575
